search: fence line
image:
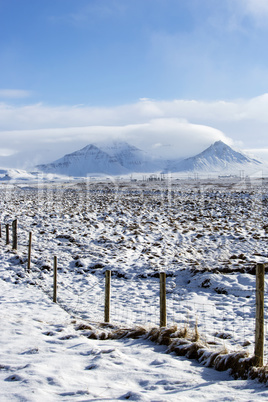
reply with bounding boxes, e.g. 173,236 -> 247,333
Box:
1,218 -> 268,365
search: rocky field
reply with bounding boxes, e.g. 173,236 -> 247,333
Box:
1,176 -> 268,360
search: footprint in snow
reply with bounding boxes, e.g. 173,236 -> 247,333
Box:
150,358 -> 167,366
5,374 -> 24,382
21,348 -> 39,355
42,331 -> 55,336
85,363 -> 98,370
120,390 -> 150,400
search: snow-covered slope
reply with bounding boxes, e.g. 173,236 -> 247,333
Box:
37,141 -> 163,176
0,168 -> 75,182
0,168 -> 38,182
165,141 -> 262,173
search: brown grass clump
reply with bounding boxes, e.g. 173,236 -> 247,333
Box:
75,323 -> 93,331
98,331 -> 108,340
214,351 -> 254,379
110,329 -> 130,339
169,340 -> 260,380
146,327 -> 161,342
125,326 -> 148,339
73,320 -> 268,384
249,366 -> 268,383
144,325 -> 178,345
86,331 -> 98,339
144,325 -> 268,383
174,325 -> 188,338
169,339 -> 204,360
158,326 -> 178,345
193,319 -> 199,342
109,326 -> 148,340
198,350 -> 222,367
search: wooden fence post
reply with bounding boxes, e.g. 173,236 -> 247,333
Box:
255,263 -> 265,367
53,256 -> 57,303
27,232 -> 32,273
160,272 -> 167,327
6,224 -> 9,245
12,219 -> 17,250
104,270 -> 111,323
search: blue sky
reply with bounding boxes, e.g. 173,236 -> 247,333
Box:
1,0 -> 268,168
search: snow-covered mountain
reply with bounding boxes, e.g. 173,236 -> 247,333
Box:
35,140 -> 263,177
36,144 -> 128,176
164,141 -> 262,173
36,141 -> 163,176
97,141 -> 163,172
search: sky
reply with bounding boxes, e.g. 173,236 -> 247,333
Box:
1,0 -> 268,168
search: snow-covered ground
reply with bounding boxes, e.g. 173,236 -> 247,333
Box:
1,176 -> 268,400
1,278 -> 268,401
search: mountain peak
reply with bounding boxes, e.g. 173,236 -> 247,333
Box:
36,141 -> 163,176
214,140 -> 226,146
36,140 -> 262,177
164,141 -> 261,173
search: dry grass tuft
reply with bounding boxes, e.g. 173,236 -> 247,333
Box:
110,329 -> 130,339
192,319 -> 199,342
249,366 -> 268,383
125,326 -> 148,339
158,326 -> 178,345
170,340 -> 204,360
73,319 -> 268,383
109,326 -> 148,340
146,327 -> 161,342
214,351 -> 254,379
198,350 -> 222,367
75,323 -> 93,331
173,326 -> 188,339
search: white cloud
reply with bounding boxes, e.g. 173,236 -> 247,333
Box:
245,0 -> 268,16
1,94 -> 268,167
0,118 -> 228,164
233,0 -> 268,27
0,148 -> 17,157
244,148 -> 268,162
50,0 -> 125,27
1,96 -> 265,131
0,89 -> 32,99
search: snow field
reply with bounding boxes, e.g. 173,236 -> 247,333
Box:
1,177 -> 268,364
1,276 -> 268,400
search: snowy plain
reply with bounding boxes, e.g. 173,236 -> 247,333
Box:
1,175 -> 268,400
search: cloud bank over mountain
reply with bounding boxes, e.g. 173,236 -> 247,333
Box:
35,140 -> 262,177
2,94 -> 268,168
1,1 -> 268,170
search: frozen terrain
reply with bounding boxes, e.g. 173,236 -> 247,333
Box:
1,176 -> 268,400
1,278 -> 268,401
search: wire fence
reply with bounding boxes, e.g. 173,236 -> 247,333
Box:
17,255 -> 267,365
1,185 -> 268,366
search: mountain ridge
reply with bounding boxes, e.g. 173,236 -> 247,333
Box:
36,140 -> 262,176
